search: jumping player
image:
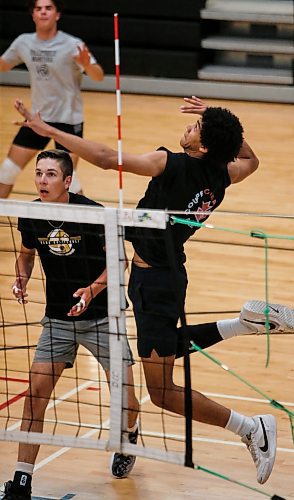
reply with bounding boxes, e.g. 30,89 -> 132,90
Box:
14,96 -> 291,486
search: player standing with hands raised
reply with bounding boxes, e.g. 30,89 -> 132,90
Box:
0,0 -> 104,198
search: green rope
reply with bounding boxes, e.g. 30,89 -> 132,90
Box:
264,237 -> 270,368
171,216 -> 294,368
190,341 -> 294,444
171,216 -> 291,494
172,215 -> 294,439
171,216 -> 294,241
250,231 -> 271,367
171,216 -> 250,235
195,464 -> 273,497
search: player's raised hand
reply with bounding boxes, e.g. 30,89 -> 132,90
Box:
180,96 -> 207,115
14,110 -> 52,138
14,98 -> 32,121
73,43 -> 91,69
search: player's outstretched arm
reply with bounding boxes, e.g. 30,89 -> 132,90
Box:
14,107 -> 167,177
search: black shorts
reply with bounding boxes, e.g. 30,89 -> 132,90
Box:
12,122 -> 84,152
128,263 -> 188,358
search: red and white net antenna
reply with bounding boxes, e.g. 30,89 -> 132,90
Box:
114,13 -> 123,209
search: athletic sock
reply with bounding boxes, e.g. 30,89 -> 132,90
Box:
217,317 -> 254,340
15,462 -> 34,475
175,317 -> 255,359
225,410 -> 256,437
176,322 -> 223,358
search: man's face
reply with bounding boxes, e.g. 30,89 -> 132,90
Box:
180,119 -> 202,153
35,158 -> 71,203
32,0 -> 60,30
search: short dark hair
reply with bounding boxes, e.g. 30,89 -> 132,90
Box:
200,107 -> 244,164
27,0 -> 64,14
36,149 -> 73,179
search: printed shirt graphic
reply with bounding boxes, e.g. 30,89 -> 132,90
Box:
18,193 -> 107,321
128,147 -> 231,266
185,189 -> 217,225
2,31 -> 97,123
38,227 -> 81,256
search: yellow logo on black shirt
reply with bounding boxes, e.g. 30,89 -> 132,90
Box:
38,229 -> 81,256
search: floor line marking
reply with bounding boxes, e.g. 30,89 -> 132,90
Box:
34,394 -> 150,471
0,376 -> 29,383
0,390 -> 27,411
203,391 -> 294,407
4,381 -> 93,431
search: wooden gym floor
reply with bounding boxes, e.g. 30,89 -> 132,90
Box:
0,86 -> 293,499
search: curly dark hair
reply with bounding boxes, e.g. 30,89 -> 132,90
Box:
200,107 -> 244,164
36,149 -> 73,179
27,0 -> 64,14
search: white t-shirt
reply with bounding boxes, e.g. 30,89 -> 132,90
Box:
2,31 -> 97,124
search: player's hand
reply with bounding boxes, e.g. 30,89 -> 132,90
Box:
14,111 -> 52,138
73,43 -> 91,70
14,99 -> 32,121
67,287 -> 93,317
180,96 -> 207,115
12,279 -> 28,304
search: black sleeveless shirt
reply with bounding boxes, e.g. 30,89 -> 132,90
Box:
127,147 -> 231,267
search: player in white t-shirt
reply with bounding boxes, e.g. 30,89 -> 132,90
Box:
0,0 -> 104,198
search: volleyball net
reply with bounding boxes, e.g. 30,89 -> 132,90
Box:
0,198 -> 194,466
0,199 -> 293,498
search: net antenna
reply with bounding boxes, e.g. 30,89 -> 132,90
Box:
114,13 -> 124,209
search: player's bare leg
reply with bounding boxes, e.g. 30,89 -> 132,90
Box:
107,367 -> 140,478
0,144 -> 38,198
142,351 -> 230,425
142,350 -> 277,484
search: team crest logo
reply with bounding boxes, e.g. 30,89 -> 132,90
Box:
36,63 -> 49,78
38,229 -> 81,256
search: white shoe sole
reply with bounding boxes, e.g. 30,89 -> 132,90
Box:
241,300 -> 294,332
255,414 -> 277,484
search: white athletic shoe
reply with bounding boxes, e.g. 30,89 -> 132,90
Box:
242,414 -> 277,484
240,300 -> 294,333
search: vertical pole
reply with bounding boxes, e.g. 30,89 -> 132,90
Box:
114,13 -> 124,209
105,208 -> 128,451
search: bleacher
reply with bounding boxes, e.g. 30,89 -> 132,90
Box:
199,0 -> 294,85
0,0 -> 293,102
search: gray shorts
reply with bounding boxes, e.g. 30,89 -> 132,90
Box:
34,316 -> 134,371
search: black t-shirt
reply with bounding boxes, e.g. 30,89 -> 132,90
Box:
18,193 -> 108,321
127,147 -> 231,266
